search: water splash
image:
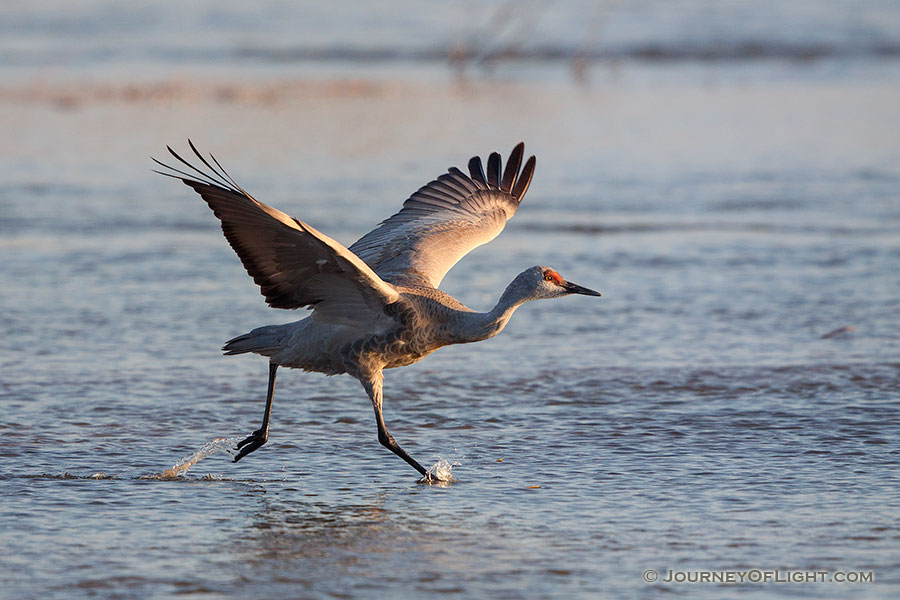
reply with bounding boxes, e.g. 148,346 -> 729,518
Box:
157,436 -> 242,479
422,458 -> 459,484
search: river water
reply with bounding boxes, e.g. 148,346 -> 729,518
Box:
2,2 -> 899,599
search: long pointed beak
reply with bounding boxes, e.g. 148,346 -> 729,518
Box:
563,281 -> 602,297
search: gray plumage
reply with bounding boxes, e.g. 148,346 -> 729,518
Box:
154,142 -> 600,481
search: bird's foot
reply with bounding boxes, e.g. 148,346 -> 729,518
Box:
417,458 -> 458,484
233,428 -> 267,462
417,469 -> 455,485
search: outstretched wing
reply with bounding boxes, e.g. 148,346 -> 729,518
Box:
348,143 -> 536,289
154,142 -> 402,329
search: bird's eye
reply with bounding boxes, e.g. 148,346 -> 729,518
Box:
544,275 -> 553,282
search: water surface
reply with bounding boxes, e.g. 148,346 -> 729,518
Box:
2,2 -> 899,599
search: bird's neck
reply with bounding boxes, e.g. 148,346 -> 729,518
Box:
458,280 -> 530,343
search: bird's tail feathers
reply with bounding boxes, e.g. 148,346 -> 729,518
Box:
223,325 -> 285,356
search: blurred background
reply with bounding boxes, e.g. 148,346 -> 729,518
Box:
2,2 -> 899,599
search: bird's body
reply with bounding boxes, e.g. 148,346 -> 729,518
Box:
155,142 -> 600,481
226,280 -> 520,375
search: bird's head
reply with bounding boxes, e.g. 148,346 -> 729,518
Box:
516,265 -> 602,301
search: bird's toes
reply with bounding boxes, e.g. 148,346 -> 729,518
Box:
235,428 -> 265,450
233,440 -> 261,462
233,430 -> 267,461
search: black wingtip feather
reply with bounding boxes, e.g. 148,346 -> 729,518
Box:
163,144 -> 229,189
188,139 -> 228,183
501,142 -> 524,193
152,155 -> 219,188
511,155 -> 536,200
153,141 -> 258,203
486,152 -> 502,188
468,156 -> 487,185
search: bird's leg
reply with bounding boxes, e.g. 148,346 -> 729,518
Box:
234,362 -> 277,462
363,375 -> 433,481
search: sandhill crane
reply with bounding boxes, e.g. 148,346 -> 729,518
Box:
154,142 -> 601,481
